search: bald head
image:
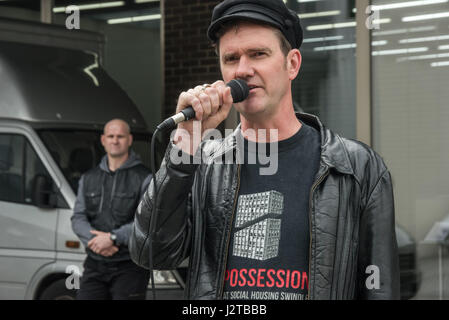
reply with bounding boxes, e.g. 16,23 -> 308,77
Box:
103,119 -> 131,135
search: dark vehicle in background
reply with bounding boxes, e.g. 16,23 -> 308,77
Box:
396,225 -> 421,299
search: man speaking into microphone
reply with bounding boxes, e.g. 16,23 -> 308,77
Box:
130,0 -> 399,300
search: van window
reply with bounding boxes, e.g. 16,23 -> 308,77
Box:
24,140 -> 54,204
0,134 -> 25,203
38,131 -> 103,193
0,133 -> 53,205
38,130 -> 154,194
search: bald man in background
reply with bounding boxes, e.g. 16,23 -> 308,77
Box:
71,119 -> 151,300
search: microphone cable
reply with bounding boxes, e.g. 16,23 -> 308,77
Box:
148,126 -> 160,300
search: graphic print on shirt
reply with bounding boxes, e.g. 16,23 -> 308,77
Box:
224,189 -> 309,300
233,190 -> 283,261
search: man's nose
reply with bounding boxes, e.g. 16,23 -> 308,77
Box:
235,55 -> 254,79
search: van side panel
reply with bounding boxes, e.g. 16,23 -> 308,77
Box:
56,208 -> 86,255
0,197 -> 58,300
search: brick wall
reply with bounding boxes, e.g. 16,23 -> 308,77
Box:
163,0 -> 221,120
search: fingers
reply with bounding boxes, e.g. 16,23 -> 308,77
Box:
87,232 -> 113,254
90,242 -> 118,256
206,87 -> 221,116
103,246 -> 119,257
191,87 -> 212,120
90,243 -> 100,254
176,81 -> 230,123
99,246 -> 119,257
177,91 -> 203,120
98,248 -> 109,256
87,230 -> 102,247
87,234 -> 97,247
211,80 -> 233,117
88,238 -> 100,253
207,85 -> 233,124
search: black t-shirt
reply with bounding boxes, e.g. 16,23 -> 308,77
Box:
223,121 -> 321,300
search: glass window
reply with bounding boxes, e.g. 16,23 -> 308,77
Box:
0,133 -> 54,206
0,134 -> 25,203
371,0 -> 449,299
287,0 -> 357,139
24,140 -> 54,205
38,130 -> 103,193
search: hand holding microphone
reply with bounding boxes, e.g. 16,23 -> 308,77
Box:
161,79 -> 249,155
158,79 -> 249,130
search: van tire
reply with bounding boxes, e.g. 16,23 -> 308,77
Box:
39,279 -> 76,300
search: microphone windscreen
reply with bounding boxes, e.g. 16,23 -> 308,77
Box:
228,79 -> 249,103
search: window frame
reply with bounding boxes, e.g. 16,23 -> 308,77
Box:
0,124 -> 69,209
356,0 -> 373,146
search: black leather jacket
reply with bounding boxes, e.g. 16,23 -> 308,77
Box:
130,113 -> 400,300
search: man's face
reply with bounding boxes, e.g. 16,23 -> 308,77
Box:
101,121 -> 133,158
219,22 -> 299,119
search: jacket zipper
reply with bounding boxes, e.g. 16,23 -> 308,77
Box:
218,164 -> 241,299
307,166 -> 329,300
99,174 -> 107,213
111,172 -> 118,198
99,185 -> 105,213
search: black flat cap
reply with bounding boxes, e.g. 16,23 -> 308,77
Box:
207,0 -> 303,49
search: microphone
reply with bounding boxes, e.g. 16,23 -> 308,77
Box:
157,79 -> 249,131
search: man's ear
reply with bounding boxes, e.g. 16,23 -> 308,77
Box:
287,49 -> 302,80
100,134 -> 106,147
128,134 -> 133,147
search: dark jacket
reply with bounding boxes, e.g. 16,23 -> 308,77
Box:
72,150 -> 151,262
130,113 -> 400,299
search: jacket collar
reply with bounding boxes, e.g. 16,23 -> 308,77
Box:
209,112 -> 354,175
297,113 -> 354,175
99,150 -> 142,173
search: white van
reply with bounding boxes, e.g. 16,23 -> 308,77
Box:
0,19 -> 184,300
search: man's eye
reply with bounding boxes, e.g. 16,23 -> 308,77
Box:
253,52 -> 266,57
224,56 -> 238,63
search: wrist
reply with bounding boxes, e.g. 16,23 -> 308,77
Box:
109,232 -> 117,246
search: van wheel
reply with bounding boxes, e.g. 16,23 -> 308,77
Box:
39,279 -> 76,300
